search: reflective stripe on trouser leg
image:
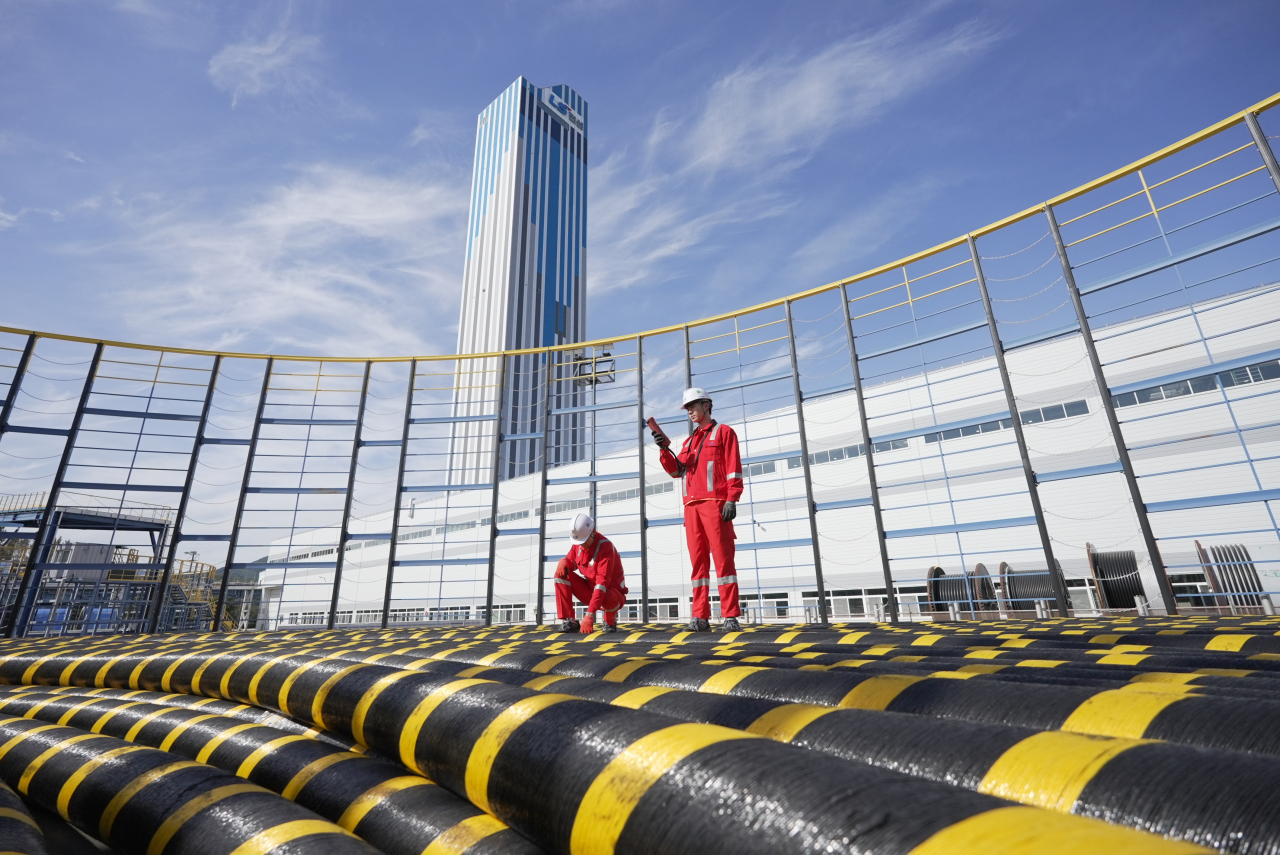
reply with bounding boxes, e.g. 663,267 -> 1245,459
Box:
555,574 -> 588,620
692,501 -> 739,618
599,588 -> 626,626
685,504 -> 713,619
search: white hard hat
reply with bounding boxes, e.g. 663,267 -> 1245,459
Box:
681,387 -> 712,408
570,512 -> 595,544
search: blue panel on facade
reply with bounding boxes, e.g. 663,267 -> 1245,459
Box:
885,517 -> 1037,539
1146,489 -> 1280,514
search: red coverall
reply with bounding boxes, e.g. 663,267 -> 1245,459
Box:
555,533 -> 627,627
660,421 -> 743,619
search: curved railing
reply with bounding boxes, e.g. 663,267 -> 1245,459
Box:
2,91 -> 1279,636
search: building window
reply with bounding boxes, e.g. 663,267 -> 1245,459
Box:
1020,399 -> 1089,424
1112,358 -> 1280,409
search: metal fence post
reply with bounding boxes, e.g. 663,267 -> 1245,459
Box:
484,354 -> 509,627
148,353 -> 221,633
968,236 -> 1071,617
635,336 -> 650,624
328,360 -> 373,630
1046,205 -> 1178,614
380,359 -> 417,629
5,341 -> 103,638
534,352 -> 554,625
838,285 -> 899,624
1245,112 -> 1280,193
0,334 -> 37,442
784,301 -> 829,625
215,357 -> 273,631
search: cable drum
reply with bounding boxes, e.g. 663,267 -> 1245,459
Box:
969,563 -> 999,612
1088,543 -> 1145,609
1198,541 -> 1264,609
927,566 -> 971,613
1000,561 -> 1059,609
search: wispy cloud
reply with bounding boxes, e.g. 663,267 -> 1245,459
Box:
96,164 -> 470,356
208,11 -> 322,107
588,17 -> 998,298
0,198 -> 17,231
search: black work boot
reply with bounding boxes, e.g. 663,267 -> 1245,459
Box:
559,619 -> 580,633
686,618 -> 711,632
601,623 -> 618,633
722,617 -> 741,632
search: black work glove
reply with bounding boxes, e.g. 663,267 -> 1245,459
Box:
721,501 -> 737,521
651,430 -> 670,449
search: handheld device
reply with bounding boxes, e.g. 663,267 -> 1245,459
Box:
646,417 -> 671,447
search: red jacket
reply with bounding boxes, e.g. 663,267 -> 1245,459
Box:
659,421 -> 744,505
564,534 -> 627,613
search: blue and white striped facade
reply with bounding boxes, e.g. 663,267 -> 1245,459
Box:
455,78 -> 589,479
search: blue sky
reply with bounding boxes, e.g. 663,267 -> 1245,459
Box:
1,0 -> 1277,358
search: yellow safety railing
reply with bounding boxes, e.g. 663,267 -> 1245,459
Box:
1,90 -> 1277,363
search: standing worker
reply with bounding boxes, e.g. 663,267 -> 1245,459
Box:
554,513 -> 627,634
654,388 -> 743,632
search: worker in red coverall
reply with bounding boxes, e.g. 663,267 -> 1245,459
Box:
654,387 -> 743,633
554,512 -> 627,634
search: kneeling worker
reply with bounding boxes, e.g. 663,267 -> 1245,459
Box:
555,513 -> 627,634
654,387 -> 743,632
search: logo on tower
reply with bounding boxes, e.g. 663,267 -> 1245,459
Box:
540,90 -> 584,134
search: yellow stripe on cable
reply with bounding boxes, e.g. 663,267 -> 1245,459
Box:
147,783 -> 261,855
1060,690 -> 1189,739
570,724 -> 757,855
837,675 -> 927,710
611,687 -> 674,710
17,733 -> 104,793
422,814 -> 508,855
56,744 -> 147,818
745,703 -> 836,742
350,671 -> 416,746
336,776 -> 427,831
227,818 -> 353,855
99,761 -> 204,839
466,694 -> 574,813
310,663 -> 370,730
905,805 -> 1208,854
977,731 -> 1150,812
699,666 -> 767,695
0,807 -> 38,829
398,679 -> 491,774
236,735 -> 309,778
196,723 -> 259,764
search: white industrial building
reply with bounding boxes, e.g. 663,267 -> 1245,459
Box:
255,282 -> 1280,628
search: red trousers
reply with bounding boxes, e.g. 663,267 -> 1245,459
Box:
554,572 -> 625,625
685,500 -> 740,619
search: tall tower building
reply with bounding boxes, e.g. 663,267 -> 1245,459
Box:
454,78 -> 588,479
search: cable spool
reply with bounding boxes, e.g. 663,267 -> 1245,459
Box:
927,566 -> 971,613
0,778 -> 47,855
969,564 -> 999,612
1087,543 -> 1145,610
1197,541 -> 1264,609
1000,561 -> 1059,610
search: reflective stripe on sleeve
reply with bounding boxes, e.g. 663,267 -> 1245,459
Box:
727,473 -> 742,480
595,585 -> 608,592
